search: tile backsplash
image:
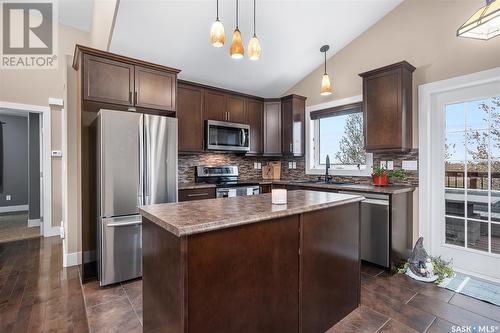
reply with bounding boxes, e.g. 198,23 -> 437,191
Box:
179,149 -> 419,187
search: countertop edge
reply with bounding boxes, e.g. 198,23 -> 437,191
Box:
139,194 -> 364,237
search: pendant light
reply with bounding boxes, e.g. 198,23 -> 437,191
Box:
210,0 -> 226,47
457,0 -> 500,40
230,0 -> 244,59
247,0 -> 262,60
320,45 -> 332,96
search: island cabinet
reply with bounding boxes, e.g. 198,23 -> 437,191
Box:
281,94 -> 307,157
178,188 -> 216,202
177,84 -> 204,152
245,98 -> 264,155
140,191 -> 363,333
359,61 -> 415,151
77,45 -> 180,113
263,99 -> 282,156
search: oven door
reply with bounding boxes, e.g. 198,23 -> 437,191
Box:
206,120 -> 250,152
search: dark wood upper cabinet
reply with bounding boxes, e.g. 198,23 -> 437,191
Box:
83,54 -> 134,107
75,45 -> 180,113
134,66 -> 176,112
177,84 -> 204,152
281,94 -> 306,157
226,95 -> 245,123
359,61 -> 415,151
245,99 -> 264,155
264,100 -> 282,156
203,89 -> 226,121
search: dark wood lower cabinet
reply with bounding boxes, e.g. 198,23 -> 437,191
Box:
142,203 -> 361,333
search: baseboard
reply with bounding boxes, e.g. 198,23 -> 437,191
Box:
64,251 -> 81,267
43,225 -> 60,237
0,205 -> 29,213
27,219 -> 41,227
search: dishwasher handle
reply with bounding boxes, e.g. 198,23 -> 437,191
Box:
362,198 -> 389,206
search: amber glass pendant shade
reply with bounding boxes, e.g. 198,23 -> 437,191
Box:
457,0 -> 500,40
320,74 -> 332,96
248,35 -> 261,60
230,28 -> 244,59
211,19 -> 226,47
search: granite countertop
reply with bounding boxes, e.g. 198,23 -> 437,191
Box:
178,179 -> 414,194
139,190 -> 364,237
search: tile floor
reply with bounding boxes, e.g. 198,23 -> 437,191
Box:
0,211 -> 40,243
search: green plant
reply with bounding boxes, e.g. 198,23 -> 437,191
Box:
431,256 -> 454,284
372,166 -> 406,180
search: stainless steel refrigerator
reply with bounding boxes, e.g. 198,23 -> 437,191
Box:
96,109 -> 177,286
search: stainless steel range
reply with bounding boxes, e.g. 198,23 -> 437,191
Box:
195,165 -> 260,198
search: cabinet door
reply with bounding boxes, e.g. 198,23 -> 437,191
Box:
264,101 -> 282,156
178,188 -> 216,202
204,90 -> 226,121
245,99 -> 263,155
177,84 -> 204,152
226,95 -> 245,123
292,97 -> 305,156
281,99 -> 293,155
363,69 -> 402,150
83,54 -> 134,106
134,66 -> 176,112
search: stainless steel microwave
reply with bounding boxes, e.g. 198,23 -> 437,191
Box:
205,120 -> 250,152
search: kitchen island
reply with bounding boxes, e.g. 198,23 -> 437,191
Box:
139,190 -> 364,333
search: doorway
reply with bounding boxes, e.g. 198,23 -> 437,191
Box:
420,68 -> 500,282
0,110 -> 41,243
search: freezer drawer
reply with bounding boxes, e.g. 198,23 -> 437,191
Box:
100,216 -> 142,286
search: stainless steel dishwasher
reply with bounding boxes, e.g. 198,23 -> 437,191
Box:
339,191 -> 390,267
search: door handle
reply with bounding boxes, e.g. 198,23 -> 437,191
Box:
107,221 -> 142,227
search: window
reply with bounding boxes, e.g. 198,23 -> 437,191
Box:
308,100 -> 373,176
444,96 -> 500,255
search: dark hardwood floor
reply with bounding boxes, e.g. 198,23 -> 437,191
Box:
1,237 -> 499,332
0,236 -> 88,332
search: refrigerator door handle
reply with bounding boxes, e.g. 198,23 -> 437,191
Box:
138,116 -> 144,206
144,116 -> 150,205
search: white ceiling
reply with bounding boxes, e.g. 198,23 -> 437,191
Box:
110,0 -> 403,97
58,0 -> 94,32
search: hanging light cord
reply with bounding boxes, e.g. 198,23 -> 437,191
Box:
236,0 -> 239,29
324,51 -> 327,75
253,0 -> 256,36
216,0 -> 219,20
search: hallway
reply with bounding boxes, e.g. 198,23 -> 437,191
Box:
0,212 -> 39,244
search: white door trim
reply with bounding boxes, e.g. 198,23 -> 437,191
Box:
0,100 -> 58,237
419,67 -> 500,249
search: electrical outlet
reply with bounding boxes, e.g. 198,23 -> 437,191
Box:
5,195 -> 11,201
380,161 -> 387,169
292,162 -> 297,169
288,162 -> 293,169
254,162 -> 258,169
402,160 -> 418,171
258,163 -> 262,169
387,161 -> 394,170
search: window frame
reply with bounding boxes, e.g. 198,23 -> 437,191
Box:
305,95 -> 373,177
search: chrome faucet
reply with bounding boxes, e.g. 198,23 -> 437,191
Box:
325,155 -> 331,183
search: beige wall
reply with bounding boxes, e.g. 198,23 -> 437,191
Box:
286,0 -> 500,243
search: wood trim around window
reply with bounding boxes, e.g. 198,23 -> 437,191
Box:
309,102 -> 362,120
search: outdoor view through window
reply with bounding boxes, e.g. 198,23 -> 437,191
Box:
319,111 -> 366,167
445,96 -> 500,255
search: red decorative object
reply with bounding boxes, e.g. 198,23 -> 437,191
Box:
372,173 -> 389,186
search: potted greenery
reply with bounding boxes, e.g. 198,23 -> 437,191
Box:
372,166 -> 406,186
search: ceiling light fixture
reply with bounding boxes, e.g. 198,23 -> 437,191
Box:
320,45 -> 332,96
230,0 -> 244,59
247,0 -> 261,60
457,0 -> 500,40
210,0 -> 226,47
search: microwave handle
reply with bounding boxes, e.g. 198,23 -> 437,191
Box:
241,128 -> 247,147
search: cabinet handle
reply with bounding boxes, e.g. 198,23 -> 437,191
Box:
129,91 -> 132,103
226,111 -> 230,122
187,193 -> 210,197
134,91 -> 138,104
290,143 -> 293,152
